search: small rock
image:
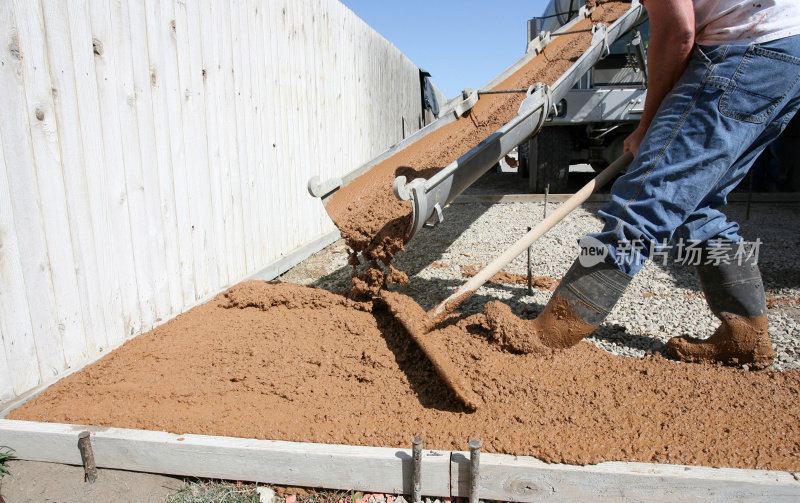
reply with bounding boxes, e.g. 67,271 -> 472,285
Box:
256,487 -> 276,503
286,495 -> 297,503
395,497 -> 407,503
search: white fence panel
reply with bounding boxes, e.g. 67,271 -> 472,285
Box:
0,0 -> 427,403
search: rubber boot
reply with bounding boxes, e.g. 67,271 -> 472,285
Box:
665,244 -> 775,368
485,258 -> 631,354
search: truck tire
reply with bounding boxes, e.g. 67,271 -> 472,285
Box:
529,127 -> 570,193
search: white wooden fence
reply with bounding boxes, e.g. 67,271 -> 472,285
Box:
0,0 -> 429,403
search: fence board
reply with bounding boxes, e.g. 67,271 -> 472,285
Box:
110,0 -> 158,331
88,0 -> 142,344
158,0 -> 196,308
173,0 -> 206,300
0,325 -> 14,402
229,0 -> 256,274
245,0 -> 268,264
309,0 -> 329,239
259,3 -> 280,256
185,0 -> 219,296
199,0 -> 231,288
65,0 -> 123,350
127,0 -> 172,323
0,138 -> 39,397
280,2 -> 297,253
274,0 -> 291,253
218,0 -> 246,282
143,0 -> 184,315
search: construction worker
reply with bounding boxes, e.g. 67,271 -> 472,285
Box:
485,0 -> 800,368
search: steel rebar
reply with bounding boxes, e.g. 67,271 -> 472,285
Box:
477,88 -> 529,95
527,226 -> 533,295
412,436 -> 423,503
551,27 -> 594,36
468,439 -> 482,503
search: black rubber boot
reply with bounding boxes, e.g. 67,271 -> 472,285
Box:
666,243 -> 775,368
485,258 -> 632,353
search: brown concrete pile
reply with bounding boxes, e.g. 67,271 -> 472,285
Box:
10,281 -> 800,471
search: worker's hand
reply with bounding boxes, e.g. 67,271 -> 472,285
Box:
623,126 -> 647,156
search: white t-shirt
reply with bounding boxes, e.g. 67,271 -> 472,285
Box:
693,0 -> 800,45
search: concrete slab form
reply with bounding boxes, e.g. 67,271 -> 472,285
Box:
2,419 -> 798,502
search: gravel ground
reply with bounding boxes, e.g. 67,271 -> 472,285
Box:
282,192 -> 800,371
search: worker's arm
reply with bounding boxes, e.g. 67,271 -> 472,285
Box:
624,0 -> 695,155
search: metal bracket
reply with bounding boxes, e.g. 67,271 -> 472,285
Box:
631,29 -> 648,87
526,2 -> 596,56
393,176 -> 429,238
453,88 -> 479,118
393,176 -> 411,201
592,24 -> 611,59
519,83 -> 554,134
307,176 -> 342,199
526,30 -> 551,55
423,203 -> 444,229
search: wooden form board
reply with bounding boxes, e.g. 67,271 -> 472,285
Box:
0,419 -> 451,496
2,419 -> 798,501
450,452 -> 800,502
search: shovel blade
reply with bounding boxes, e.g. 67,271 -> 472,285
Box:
380,290 -> 481,411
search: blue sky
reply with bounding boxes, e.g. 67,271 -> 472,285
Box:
340,0 -> 552,100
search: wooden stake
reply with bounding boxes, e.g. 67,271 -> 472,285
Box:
77,431 -> 97,483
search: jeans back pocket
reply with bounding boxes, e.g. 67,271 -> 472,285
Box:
719,45 -> 800,124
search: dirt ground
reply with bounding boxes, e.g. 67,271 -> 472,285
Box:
1,460 -> 181,503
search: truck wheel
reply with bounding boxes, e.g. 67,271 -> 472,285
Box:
529,127 -> 570,193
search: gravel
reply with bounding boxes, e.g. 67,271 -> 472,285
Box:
281,186 -> 800,372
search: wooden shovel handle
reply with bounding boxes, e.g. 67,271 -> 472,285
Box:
429,151 -> 633,319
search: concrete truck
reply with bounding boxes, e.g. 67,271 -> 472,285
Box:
517,0 -> 650,193
518,0 -> 799,193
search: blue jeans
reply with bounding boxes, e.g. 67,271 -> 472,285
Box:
590,34 -> 800,276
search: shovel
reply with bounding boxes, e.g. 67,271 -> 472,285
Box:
381,151 -> 633,410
